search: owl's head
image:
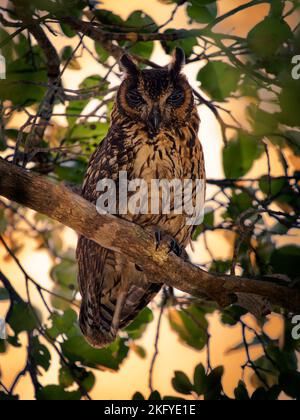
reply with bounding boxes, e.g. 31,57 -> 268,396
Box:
116,48 -> 195,135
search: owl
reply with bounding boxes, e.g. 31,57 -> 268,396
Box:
76,48 -> 206,348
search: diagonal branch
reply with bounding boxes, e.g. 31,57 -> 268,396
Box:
13,1 -> 61,160
0,157 -> 299,314
62,16 -> 201,59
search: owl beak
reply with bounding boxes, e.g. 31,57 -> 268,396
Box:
148,106 -> 161,134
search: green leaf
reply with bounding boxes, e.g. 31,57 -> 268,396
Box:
247,105 -> 279,136
168,306 -> 208,350
279,84 -> 300,127
187,1 -> 218,24
58,366 -> 95,393
192,209 -> 214,240
285,131 -> 300,156
248,17 -> 293,59
81,371 -> 96,393
266,385 -> 281,401
132,392 -> 145,400
0,47 -> 48,105
0,28 -> 14,62
50,285 -> 76,312
0,339 -> 7,353
251,355 -> 279,388
61,46 -> 74,62
124,12 -> 157,59
221,306 -> 248,326
47,309 -> 78,339
251,387 -> 268,401
270,0 -> 285,17
36,385 -> 81,401
79,75 -> 105,91
59,366 -> 74,388
95,43 -> 110,63
172,371 -> 194,395
0,287 -> 9,301
197,61 -> 241,101
259,176 -> 287,198
162,33 -> 198,58
270,246 -> 300,279
234,381 -> 250,400
162,29 -> 198,58
267,345 -> 297,372
131,344 -> 147,359
50,260 -> 78,290
227,337 -> 262,354
149,391 -> 161,400
66,99 -> 89,128
225,192 -> 253,220
193,363 -> 206,395
28,0 -> 62,13
204,366 -> 224,400
223,134 -> 264,178
259,176 -> 300,210
93,9 -> 124,28
279,371 -> 300,399
55,160 -> 87,185
30,337 -> 51,372
209,260 -> 232,275
60,23 -> 77,38
124,307 -> 154,339
129,41 -> 154,60
0,392 -> 19,401
61,336 -> 129,370
7,302 -> 38,335
127,11 -> 158,31
67,122 -> 109,144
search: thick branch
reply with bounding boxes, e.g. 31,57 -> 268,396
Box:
14,1 -> 61,156
0,158 -> 299,313
62,16 -> 200,60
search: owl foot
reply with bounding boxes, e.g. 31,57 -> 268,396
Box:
154,229 -> 184,258
169,238 -> 182,257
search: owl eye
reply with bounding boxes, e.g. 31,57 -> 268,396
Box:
167,90 -> 185,106
126,90 -> 145,107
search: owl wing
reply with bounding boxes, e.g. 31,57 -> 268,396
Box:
76,129 -> 162,347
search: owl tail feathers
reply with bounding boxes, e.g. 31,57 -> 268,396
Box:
79,283 -> 163,349
80,324 -> 116,350
79,292 -> 128,349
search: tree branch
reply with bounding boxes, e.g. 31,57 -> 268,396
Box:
14,1 -> 61,160
0,158 -> 299,314
62,16 -> 201,59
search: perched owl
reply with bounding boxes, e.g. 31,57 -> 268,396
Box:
76,48 -> 206,348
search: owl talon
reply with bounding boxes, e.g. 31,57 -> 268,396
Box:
155,229 -> 162,251
169,239 -> 183,257
154,229 -> 183,258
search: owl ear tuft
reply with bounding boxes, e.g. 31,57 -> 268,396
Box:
169,47 -> 186,77
120,54 -> 139,75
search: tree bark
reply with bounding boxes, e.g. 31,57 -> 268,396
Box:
0,158 -> 299,313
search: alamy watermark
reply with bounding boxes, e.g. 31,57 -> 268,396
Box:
291,315 -> 300,340
0,53 -> 6,80
96,172 -> 205,226
292,55 -> 300,80
0,317 -> 7,340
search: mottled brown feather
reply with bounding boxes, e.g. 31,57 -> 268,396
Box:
76,52 -> 206,348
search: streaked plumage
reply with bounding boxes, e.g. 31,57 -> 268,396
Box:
76,48 -> 206,348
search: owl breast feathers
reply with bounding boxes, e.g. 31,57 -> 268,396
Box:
76,48 -> 206,348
